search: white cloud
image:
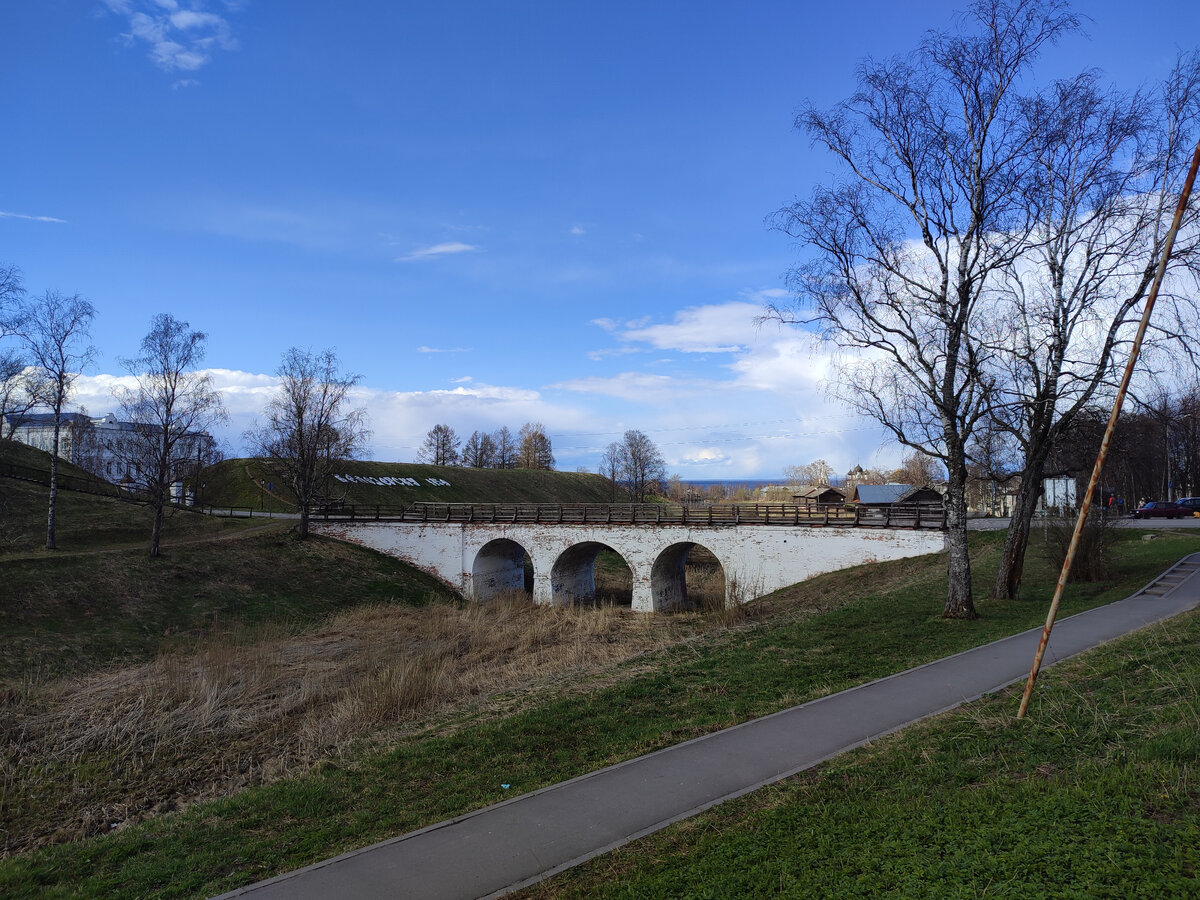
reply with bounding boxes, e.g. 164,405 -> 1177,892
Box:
743,287 -> 789,303
71,368 -> 578,461
359,382 -> 600,459
585,346 -> 640,362
397,242 -> 480,262
387,383 -> 542,406
170,10 -> 224,29
553,372 -> 699,402
678,447 -> 732,466
608,301 -> 766,354
727,333 -> 833,394
72,368 -> 276,416
60,294 -> 895,478
569,225 -> 586,236
0,210 -> 67,224
556,292 -> 898,475
106,1 -> 238,74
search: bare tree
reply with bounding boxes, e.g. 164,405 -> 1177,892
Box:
985,56 -> 1200,599
666,473 -> 687,502
460,429 -> 496,468
492,426 -> 517,469
1165,389 -> 1200,500
888,451 -> 945,487
0,263 -> 30,449
517,421 -> 555,470
419,424 -> 461,466
784,460 -> 834,488
19,290 -> 97,549
0,263 -> 22,333
245,348 -> 369,539
607,429 -> 667,502
0,356 -> 38,442
113,314 -> 227,556
65,407 -> 105,478
704,483 -> 728,502
599,441 -> 622,500
769,0 -> 1079,618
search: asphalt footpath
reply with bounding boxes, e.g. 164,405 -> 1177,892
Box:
217,553 -> 1200,900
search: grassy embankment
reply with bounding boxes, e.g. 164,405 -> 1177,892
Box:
0,442 -> 455,680
519,602 -> 1200,898
2,450 -> 1198,900
201,457 -> 614,513
2,443 -> 628,678
0,441 -> 265,555
0,444 -> 694,873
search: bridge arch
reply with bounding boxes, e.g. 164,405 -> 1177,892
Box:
472,538 -> 532,602
651,542 -> 727,611
309,519 -> 945,612
551,541 -> 632,606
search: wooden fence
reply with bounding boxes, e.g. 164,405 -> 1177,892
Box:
313,501 -> 947,530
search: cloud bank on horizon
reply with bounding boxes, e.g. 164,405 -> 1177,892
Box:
68,298 -> 890,480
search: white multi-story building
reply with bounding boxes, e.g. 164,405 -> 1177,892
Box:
3,411 -> 216,485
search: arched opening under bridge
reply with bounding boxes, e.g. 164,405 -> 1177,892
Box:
652,542 -> 727,611
472,538 -> 533,602
551,541 -> 633,607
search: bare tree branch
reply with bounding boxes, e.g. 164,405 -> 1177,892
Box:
113,314 -> 227,557
245,348 -> 370,539
18,290 -> 97,550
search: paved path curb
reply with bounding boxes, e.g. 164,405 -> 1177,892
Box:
217,554 -> 1200,900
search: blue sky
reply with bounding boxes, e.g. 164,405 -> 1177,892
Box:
3,1 -> 1197,477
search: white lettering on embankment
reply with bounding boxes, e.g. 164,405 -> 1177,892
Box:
334,474 -> 449,488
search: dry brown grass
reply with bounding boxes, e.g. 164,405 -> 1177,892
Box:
0,595 -> 707,854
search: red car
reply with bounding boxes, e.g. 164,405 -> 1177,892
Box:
1130,501 -> 1189,519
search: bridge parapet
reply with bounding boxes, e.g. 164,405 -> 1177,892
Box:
315,501 -> 947,530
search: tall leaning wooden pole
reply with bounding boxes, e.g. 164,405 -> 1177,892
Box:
1016,133 -> 1200,719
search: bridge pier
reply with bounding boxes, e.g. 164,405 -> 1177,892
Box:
632,584 -> 655,613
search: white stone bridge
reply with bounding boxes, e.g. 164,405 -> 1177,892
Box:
311,502 -> 947,612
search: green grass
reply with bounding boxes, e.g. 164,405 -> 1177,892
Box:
0,458 -> 458,681
200,457 -> 614,510
0,528 -> 456,681
1,444 -> 459,681
2,529 -> 1198,898
195,457 -> 297,513
0,441 -> 263,554
517,612 -> 1200,899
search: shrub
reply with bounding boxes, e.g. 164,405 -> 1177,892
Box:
1041,509 -> 1116,582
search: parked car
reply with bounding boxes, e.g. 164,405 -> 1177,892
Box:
1175,497 -> 1200,516
1130,501 -> 1190,519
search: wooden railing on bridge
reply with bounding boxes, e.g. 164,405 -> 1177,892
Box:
313,501 -> 947,530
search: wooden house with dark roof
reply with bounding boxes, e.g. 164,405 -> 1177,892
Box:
791,484 -> 846,508
853,483 -> 944,509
